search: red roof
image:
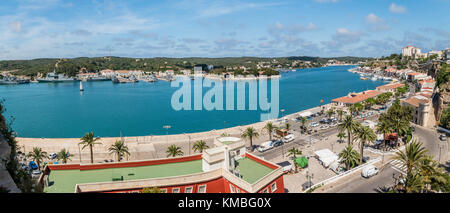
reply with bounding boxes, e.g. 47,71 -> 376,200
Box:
332,90 -> 384,104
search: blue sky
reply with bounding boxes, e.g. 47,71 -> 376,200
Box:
0,0 -> 449,59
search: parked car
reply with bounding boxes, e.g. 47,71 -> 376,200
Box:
439,134 -> 447,141
330,122 -> 338,127
272,140 -> 283,147
31,170 -> 42,178
282,134 -> 295,143
309,122 -> 319,127
361,165 -> 378,178
320,125 -> 329,130
258,141 -> 273,152
49,153 -> 57,160
330,162 -> 345,175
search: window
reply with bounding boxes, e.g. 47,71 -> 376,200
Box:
172,188 -> 180,193
185,187 -> 193,193
271,182 -> 277,192
198,185 -> 207,193
229,185 -> 236,193
262,188 -> 269,193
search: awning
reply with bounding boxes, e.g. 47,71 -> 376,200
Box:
295,157 -> 308,168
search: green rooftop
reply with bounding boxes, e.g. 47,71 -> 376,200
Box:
44,160 -> 203,193
235,158 -> 274,184
44,157 -> 275,193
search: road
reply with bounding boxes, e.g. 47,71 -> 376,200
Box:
328,123 -> 448,193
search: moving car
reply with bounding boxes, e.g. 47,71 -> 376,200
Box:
439,134 -> 447,141
257,140 -> 282,152
282,134 -> 295,143
49,153 -> 58,160
361,165 -> 378,178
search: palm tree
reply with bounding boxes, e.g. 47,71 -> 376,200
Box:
285,123 -> 291,131
79,132 -> 101,164
337,131 -> 346,143
376,120 -> 392,150
300,116 -> 308,133
56,148 -> 73,164
287,148 -> 302,173
108,140 -> 130,162
338,146 -> 360,170
394,140 -> 428,175
338,115 -> 359,146
166,144 -> 184,157
241,127 -> 259,151
263,122 -> 277,140
27,147 -> 48,171
193,140 -> 209,153
326,108 -> 334,119
337,109 -> 344,121
354,125 -> 376,165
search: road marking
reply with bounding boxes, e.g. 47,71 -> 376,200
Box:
389,159 -> 407,175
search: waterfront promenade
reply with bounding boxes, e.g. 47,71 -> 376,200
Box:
16,104 -> 330,164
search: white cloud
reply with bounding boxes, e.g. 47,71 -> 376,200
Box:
389,3 -> 406,14
9,21 -> 22,33
365,13 -> 390,32
365,13 -> 382,24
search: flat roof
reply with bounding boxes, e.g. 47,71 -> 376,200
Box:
44,160 -> 203,193
45,157 -> 275,193
235,158 -> 274,184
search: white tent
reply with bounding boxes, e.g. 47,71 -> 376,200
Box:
314,149 -> 339,168
298,111 -> 312,117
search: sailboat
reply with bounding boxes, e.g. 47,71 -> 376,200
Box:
79,82 -> 84,91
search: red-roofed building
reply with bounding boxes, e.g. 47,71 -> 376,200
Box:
407,72 -> 428,82
401,96 -> 431,126
418,79 -> 435,90
332,90 -> 385,106
376,83 -> 404,92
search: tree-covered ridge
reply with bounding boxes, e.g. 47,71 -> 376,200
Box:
0,56 -> 369,77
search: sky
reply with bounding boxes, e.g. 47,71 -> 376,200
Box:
0,0 -> 449,60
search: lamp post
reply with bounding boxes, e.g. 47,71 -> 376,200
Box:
77,143 -> 82,163
281,109 -> 285,119
163,125 -> 171,144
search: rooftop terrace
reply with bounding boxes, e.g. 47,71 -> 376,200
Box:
44,156 -> 275,193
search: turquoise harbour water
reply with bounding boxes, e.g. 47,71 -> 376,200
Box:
0,66 -> 387,138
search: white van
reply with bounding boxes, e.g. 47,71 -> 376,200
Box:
282,134 -> 295,143
361,165 -> 379,178
257,141 -> 274,152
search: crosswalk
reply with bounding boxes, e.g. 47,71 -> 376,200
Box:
389,159 -> 407,175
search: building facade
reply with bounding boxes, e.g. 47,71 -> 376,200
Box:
402,45 -> 422,59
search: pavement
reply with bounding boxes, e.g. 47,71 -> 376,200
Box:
321,123 -> 449,193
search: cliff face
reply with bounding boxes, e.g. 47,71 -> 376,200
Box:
434,82 -> 450,124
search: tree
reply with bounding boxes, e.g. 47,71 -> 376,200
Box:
394,140 -> 428,175
26,147 -> 48,171
285,123 -> 291,131
337,109 -> 344,121
193,140 -> 209,153
338,146 -> 360,170
300,116 -> 308,133
337,131 -> 346,143
166,144 -> 184,157
141,187 -> 164,193
287,148 -> 302,173
108,140 -> 130,162
263,122 -> 277,140
79,132 -> 101,164
354,125 -> 376,165
56,148 -> 73,164
376,120 -> 392,150
353,103 -> 364,115
326,108 -> 334,118
241,127 -> 259,152
338,115 -> 359,146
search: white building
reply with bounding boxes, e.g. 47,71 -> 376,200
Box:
402,45 -> 423,59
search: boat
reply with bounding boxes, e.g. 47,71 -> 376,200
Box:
371,77 -> 378,81
112,76 -> 138,83
37,69 -> 78,83
360,77 -> 369,80
0,75 -> 30,85
86,76 -> 110,81
291,69 -> 297,72
79,82 -> 84,91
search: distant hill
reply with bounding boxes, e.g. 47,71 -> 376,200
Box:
0,56 -> 370,77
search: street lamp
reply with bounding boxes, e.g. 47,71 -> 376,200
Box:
163,125 -> 171,144
281,109 -> 285,119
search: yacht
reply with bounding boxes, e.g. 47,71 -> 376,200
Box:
86,76 -> 110,81
371,77 -> 378,81
37,69 -> 78,83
